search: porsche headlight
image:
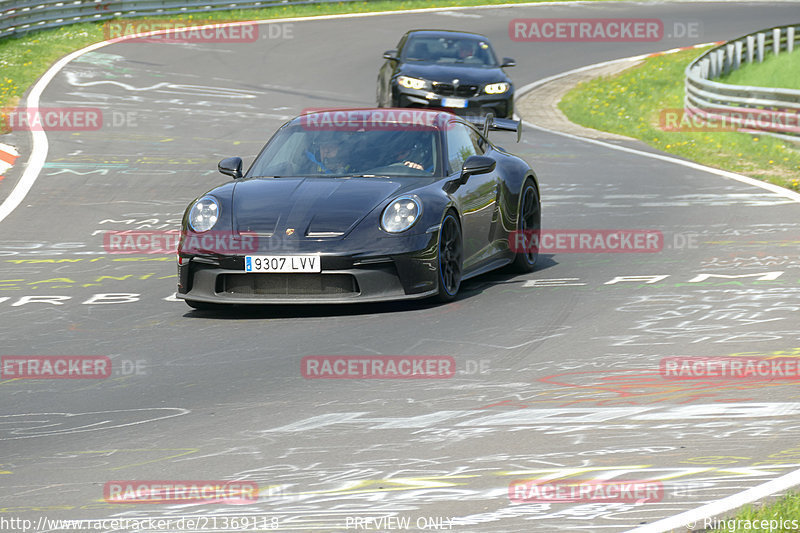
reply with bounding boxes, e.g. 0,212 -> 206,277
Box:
397,76 -> 428,90
382,196 -> 421,233
188,197 -> 220,233
484,82 -> 510,95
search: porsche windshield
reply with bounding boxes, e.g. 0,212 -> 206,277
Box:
402,36 -> 499,67
247,124 -> 443,178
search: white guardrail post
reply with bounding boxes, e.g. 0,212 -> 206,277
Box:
684,23 -> 800,141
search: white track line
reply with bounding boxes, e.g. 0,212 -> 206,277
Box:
513,50 -> 800,533
0,0 -> 609,226
2,1 -> 799,530
3,2 -> 799,225
514,51 -> 800,204
0,41 -> 112,224
625,469 -> 800,532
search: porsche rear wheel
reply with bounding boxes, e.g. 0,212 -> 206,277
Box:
435,212 -> 463,303
511,179 -> 540,273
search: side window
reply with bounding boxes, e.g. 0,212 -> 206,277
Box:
446,123 -> 478,174
470,128 -> 488,155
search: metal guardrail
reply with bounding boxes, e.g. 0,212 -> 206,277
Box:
685,24 -> 800,140
0,0 -> 368,40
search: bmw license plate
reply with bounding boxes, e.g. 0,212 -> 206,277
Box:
245,255 -> 321,273
441,97 -> 468,108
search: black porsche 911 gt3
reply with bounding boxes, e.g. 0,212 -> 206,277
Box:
377,30 -> 516,118
176,109 -> 540,309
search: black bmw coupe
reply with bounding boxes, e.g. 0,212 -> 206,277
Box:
176,109 -> 540,309
377,30 -> 516,118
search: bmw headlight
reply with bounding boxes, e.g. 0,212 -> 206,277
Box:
382,196 -> 421,233
397,76 -> 428,90
188,196 -> 220,233
484,82 -> 510,95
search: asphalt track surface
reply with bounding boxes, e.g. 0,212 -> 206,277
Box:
1,2 -> 800,532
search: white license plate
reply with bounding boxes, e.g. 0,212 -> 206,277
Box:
442,97 -> 468,108
244,255 -> 321,273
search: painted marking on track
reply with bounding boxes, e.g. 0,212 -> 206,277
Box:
514,49 -> 800,533
0,1 -> 613,225
0,408 -> 189,440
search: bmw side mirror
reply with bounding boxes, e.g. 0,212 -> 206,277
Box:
383,49 -> 398,60
501,57 -> 516,67
460,155 -> 496,183
218,157 -> 243,179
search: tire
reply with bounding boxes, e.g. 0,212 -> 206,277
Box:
510,178 -> 540,273
185,299 -> 230,311
435,212 -> 463,303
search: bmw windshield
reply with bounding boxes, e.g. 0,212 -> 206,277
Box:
402,36 -> 499,67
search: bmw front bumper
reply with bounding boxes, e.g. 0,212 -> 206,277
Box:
393,86 -> 513,119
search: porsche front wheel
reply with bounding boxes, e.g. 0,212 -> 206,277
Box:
435,212 -> 463,303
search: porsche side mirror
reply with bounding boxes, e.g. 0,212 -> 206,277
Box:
501,57 -> 516,67
461,156 -> 496,181
383,49 -> 398,60
458,155 -> 496,185
218,157 -> 243,179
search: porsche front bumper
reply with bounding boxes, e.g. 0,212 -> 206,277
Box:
176,235 -> 440,305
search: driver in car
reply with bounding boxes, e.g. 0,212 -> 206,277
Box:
306,138 -> 351,174
456,40 -> 475,60
397,145 -> 424,170
390,134 -> 430,171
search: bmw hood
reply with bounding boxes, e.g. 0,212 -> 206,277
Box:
231,177 -> 418,237
398,63 -> 509,86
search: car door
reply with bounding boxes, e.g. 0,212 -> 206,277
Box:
445,121 -> 499,271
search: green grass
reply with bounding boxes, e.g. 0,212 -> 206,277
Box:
0,0 -> 592,118
710,491 -> 800,532
558,47 -> 800,192
720,49 -> 800,90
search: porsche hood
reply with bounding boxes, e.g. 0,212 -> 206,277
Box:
231,177 -> 415,237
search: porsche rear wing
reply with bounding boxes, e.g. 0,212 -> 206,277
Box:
465,113 -> 522,142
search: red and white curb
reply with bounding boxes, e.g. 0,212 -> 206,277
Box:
644,41 -> 724,57
0,142 -> 19,183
